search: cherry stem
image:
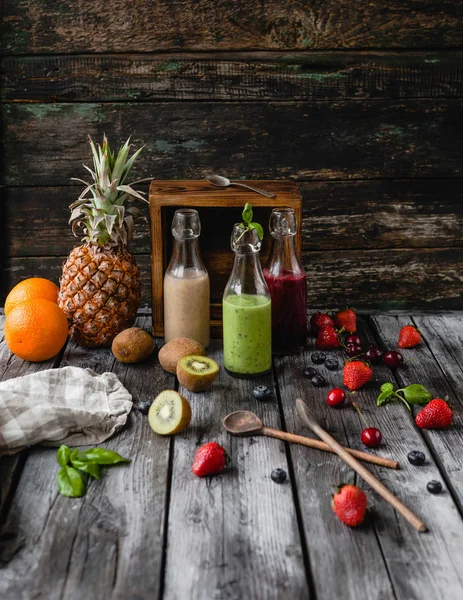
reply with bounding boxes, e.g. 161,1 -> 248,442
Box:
352,402 -> 369,428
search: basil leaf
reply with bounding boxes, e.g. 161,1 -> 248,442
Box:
250,222 -> 264,241
400,384 -> 433,405
380,382 -> 394,394
81,448 -> 131,465
242,203 -> 253,226
57,466 -> 86,497
71,454 -> 102,480
377,391 -> 394,407
57,445 -> 72,467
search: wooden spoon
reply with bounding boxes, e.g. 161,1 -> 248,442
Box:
296,398 -> 427,533
223,410 -> 400,470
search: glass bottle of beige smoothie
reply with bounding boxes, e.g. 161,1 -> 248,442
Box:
163,209 -> 210,347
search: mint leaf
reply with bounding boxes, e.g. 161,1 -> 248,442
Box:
57,466 -> 86,497
399,384 -> 432,405
380,382 -> 394,394
376,390 -> 394,406
57,445 -> 72,467
242,202 -> 253,226
71,453 -> 102,480
81,448 -> 131,465
249,222 -> 264,241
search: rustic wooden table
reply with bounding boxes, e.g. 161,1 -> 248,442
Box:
1,312 -> 463,600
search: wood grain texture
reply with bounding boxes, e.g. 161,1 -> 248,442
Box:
4,246 -> 463,310
0,317 -> 174,600
2,101 -> 462,186
275,317 -> 463,599
371,315 -> 463,509
164,340 -> 309,599
3,0 -> 462,54
2,52 -> 462,102
6,180 -> 463,258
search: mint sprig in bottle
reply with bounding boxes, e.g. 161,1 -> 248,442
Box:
222,203 -> 272,378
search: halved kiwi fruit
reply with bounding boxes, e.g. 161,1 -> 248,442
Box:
148,390 -> 192,435
176,355 -> 219,392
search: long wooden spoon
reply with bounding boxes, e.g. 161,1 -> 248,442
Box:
223,410 -> 399,470
296,398 -> 427,532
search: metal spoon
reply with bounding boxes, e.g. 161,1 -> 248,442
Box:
205,174 -> 276,198
223,410 -> 399,469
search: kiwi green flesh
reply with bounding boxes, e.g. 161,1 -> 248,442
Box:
177,355 -> 219,392
148,390 -> 191,435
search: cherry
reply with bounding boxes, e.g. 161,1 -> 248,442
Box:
353,402 -> 383,448
327,388 -> 346,407
345,343 -> 364,358
383,351 -> 404,368
365,346 -> 383,365
360,427 -> 383,448
346,335 -> 362,347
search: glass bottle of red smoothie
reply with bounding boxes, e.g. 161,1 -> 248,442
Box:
263,207 -> 307,354
163,209 -> 210,347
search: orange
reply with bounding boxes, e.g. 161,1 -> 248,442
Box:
5,298 -> 69,362
5,278 -> 59,316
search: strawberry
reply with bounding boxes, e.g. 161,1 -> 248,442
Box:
192,442 -> 227,477
316,326 -> 340,350
343,361 -> 373,390
415,399 -> 453,429
398,325 -> 422,348
334,308 -> 357,333
310,312 -> 334,335
331,484 -> 367,527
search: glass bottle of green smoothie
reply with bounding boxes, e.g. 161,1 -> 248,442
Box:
223,211 -> 272,378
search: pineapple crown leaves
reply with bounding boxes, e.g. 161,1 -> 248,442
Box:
70,135 -> 151,247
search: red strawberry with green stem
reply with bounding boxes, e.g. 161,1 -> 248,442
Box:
316,326 -> 340,350
331,484 -> 367,527
415,399 -> 453,429
398,325 -> 422,349
334,308 -> 357,333
343,360 -> 373,391
192,442 -> 227,477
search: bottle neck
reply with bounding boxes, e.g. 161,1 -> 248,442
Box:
167,237 -> 206,277
226,250 -> 269,297
266,235 -> 304,276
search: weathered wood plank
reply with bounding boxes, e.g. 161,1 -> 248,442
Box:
371,315 -> 463,507
4,180 -> 463,258
275,316 -> 463,599
4,246 -> 463,310
164,340 -> 309,599
2,101 -> 462,186
3,0 -> 462,54
0,317 -> 174,600
2,52 -> 462,102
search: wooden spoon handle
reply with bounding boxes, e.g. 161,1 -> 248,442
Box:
262,427 -> 399,470
296,399 -> 428,533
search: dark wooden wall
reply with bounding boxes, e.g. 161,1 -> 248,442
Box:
1,0 -> 462,309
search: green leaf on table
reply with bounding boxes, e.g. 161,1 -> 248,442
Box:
56,445 -> 72,467
81,448 -> 131,465
249,222 -> 264,241
380,382 -> 394,394
71,453 -> 102,480
376,382 -> 394,406
57,466 -> 86,497
242,202 -> 253,226
398,384 -> 433,405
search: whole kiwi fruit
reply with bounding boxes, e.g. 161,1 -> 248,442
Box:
158,337 -> 206,374
112,327 -> 155,363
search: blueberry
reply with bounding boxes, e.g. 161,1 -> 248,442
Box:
427,480 -> 443,494
303,367 -> 318,378
311,374 -> 326,387
138,400 -> 152,415
311,352 -> 326,365
271,468 -> 287,484
253,385 -> 272,401
408,450 -> 426,466
325,358 -> 339,371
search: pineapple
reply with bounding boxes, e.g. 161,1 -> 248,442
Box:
58,135 -> 149,347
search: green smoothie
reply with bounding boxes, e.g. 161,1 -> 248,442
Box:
223,293 -> 272,377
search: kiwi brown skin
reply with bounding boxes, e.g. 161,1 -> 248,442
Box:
158,338 -> 206,374
112,327 -> 155,363
177,355 -> 219,392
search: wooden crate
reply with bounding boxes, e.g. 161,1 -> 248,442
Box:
149,180 -> 302,338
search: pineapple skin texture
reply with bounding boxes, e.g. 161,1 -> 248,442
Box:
58,245 -> 141,347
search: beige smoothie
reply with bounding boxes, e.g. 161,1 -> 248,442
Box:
163,270 -> 210,347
